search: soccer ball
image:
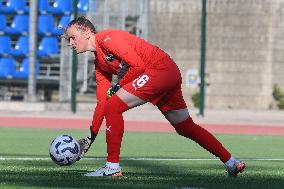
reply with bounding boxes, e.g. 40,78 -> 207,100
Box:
49,135 -> 81,166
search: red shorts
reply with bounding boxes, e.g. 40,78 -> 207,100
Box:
122,56 -> 187,112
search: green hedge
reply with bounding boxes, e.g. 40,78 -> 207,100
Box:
273,84 -> 284,109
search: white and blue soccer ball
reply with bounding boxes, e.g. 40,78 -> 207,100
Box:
49,135 -> 81,166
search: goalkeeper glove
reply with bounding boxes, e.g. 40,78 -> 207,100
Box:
77,126 -> 97,160
107,83 -> 121,98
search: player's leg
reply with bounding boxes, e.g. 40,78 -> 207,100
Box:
158,87 -> 245,177
162,108 -> 245,177
162,108 -> 231,162
165,108 -> 233,162
104,89 -> 146,163
85,64 -> 173,177
85,88 -> 147,177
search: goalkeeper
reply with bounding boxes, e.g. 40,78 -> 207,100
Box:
64,16 -> 245,177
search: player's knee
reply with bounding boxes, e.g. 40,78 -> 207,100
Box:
163,108 -> 189,125
173,116 -> 196,137
105,95 -> 129,117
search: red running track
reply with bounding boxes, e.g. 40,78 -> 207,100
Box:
0,116 -> 284,136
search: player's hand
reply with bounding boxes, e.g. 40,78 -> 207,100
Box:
77,126 -> 97,161
87,125 -> 96,143
107,83 -> 121,98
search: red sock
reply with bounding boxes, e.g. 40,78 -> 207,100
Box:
104,95 -> 129,163
174,117 -> 231,163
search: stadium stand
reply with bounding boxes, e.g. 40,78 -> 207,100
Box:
0,57 -> 16,79
5,14 -> 29,35
10,36 -> 29,57
0,14 -> 6,35
37,37 -> 59,57
78,0 -> 89,13
38,15 -> 54,36
48,0 -> 74,15
0,0 -> 29,14
38,0 -> 50,15
0,0 -> 90,101
0,36 -> 11,56
53,15 -> 71,36
13,58 -> 40,79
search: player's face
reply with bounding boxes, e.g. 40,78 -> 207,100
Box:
65,25 -> 89,54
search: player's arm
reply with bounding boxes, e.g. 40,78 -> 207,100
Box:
92,64 -> 112,134
78,63 -> 112,160
100,32 -> 145,86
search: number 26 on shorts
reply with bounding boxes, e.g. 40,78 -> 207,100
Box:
132,75 -> 149,90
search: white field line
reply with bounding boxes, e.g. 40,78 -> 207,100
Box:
1,156 -> 284,161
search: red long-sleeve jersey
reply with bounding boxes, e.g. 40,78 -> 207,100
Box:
91,29 -> 167,134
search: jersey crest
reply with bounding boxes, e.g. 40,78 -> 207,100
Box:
106,53 -> 115,62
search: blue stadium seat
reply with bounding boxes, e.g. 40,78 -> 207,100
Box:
38,15 -> 54,36
10,36 -> 29,57
0,14 -> 6,35
0,0 -> 29,14
0,36 -> 12,56
38,0 -> 49,14
37,37 -> 59,57
5,15 -> 29,35
53,15 -> 71,36
13,58 -> 40,79
48,0 -> 73,15
0,58 -> 16,79
78,0 -> 89,13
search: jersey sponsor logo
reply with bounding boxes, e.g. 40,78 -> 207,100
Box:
103,36 -> 111,42
106,53 -> 115,62
132,75 -> 149,90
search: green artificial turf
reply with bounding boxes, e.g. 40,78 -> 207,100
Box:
0,127 -> 283,189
